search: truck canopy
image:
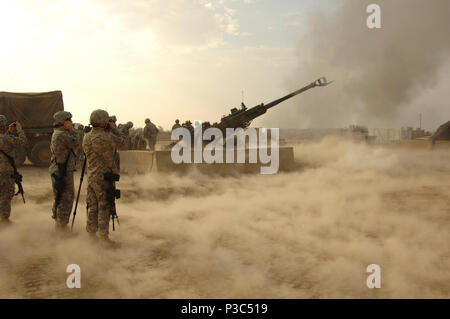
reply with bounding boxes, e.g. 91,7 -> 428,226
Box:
0,91 -> 64,127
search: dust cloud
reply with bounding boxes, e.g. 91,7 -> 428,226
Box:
275,0 -> 450,129
0,139 -> 449,298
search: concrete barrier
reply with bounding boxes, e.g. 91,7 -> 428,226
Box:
154,147 -> 295,174
118,150 -> 154,174
120,147 -> 295,175
391,139 -> 450,150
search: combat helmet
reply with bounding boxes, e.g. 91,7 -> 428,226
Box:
90,109 -> 109,126
0,115 -> 7,126
53,111 -> 72,126
145,118 -> 150,124
126,121 -> 134,129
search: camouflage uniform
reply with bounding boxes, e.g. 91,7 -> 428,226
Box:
132,128 -> 146,150
118,121 -> 133,151
83,110 -> 125,237
0,115 -> 27,220
182,121 -> 195,146
73,123 -> 85,166
143,119 -> 159,151
49,112 -> 81,225
109,116 -> 121,170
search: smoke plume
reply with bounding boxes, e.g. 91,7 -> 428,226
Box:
273,0 -> 450,129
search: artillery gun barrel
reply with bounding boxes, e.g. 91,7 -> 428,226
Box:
215,76 -> 332,130
166,76 -> 332,149
265,77 -> 331,110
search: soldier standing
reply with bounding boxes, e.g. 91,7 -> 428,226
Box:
109,115 -> 121,170
50,111 -> 81,233
0,115 -> 27,224
83,109 -> 125,244
182,120 -> 194,143
118,121 -> 134,150
73,123 -> 85,167
171,119 -> 181,131
143,118 -> 159,151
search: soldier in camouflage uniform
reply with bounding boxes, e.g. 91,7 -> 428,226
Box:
183,120 -> 194,145
0,115 -> 27,224
83,109 -> 125,243
171,119 -> 181,131
109,115 -> 121,169
143,118 -> 159,151
118,121 -> 134,150
73,123 -> 85,168
132,128 -> 146,150
50,111 -> 81,232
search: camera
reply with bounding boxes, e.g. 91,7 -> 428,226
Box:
104,172 -> 120,182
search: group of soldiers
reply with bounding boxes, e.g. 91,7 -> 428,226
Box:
172,119 -> 194,135
0,109 -> 160,245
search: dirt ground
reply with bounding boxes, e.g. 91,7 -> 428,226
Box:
0,136 -> 449,298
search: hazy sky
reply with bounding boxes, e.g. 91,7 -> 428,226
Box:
1,0 -> 448,130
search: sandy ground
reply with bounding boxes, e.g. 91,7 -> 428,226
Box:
0,136 -> 449,298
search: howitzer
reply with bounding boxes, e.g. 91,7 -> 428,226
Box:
104,172 -> 121,231
168,77 -> 332,148
210,77 -> 332,132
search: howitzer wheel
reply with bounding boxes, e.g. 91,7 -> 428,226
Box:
30,140 -> 51,167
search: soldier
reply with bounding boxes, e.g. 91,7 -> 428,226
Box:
118,121 -> 134,150
109,115 -> 117,124
73,123 -> 85,168
172,119 -> 181,131
83,109 -> 125,244
182,120 -> 194,142
50,111 -> 81,233
0,115 -> 27,224
109,116 -> 121,169
131,128 -> 140,150
143,118 -> 159,151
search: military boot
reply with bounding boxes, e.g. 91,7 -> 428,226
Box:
0,217 -> 13,227
88,232 -> 98,242
99,234 -> 120,248
55,222 -> 72,237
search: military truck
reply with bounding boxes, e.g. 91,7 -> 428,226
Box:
0,91 -> 64,166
